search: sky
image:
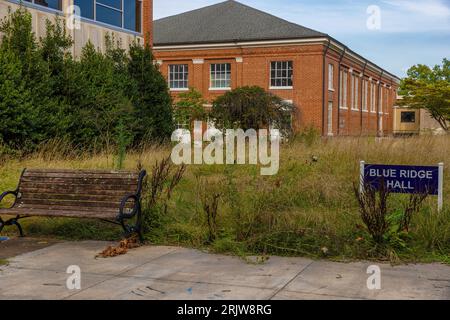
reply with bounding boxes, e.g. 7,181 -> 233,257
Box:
154,0 -> 450,78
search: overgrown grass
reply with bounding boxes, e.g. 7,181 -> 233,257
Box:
0,259 -> 8,266
0,136 -> 449,263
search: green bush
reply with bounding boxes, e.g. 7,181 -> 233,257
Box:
0,6 -> 173,153
211,86 -> 293,134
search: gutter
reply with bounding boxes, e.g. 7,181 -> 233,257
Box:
377,70 -> 384,137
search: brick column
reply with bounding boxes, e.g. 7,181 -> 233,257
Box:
143,0 -> 153,46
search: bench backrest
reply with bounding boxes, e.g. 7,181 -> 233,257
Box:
14,169 -> 145,218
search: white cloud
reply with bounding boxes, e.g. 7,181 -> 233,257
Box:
383,0 -> 450,18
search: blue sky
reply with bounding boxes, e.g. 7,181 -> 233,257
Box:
154,0 -> 450,78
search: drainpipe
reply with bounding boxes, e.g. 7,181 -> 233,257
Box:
360,61 -> 368,135
377,70 -> 384,137
336,47 -> 346,136
322,39 -> 331,136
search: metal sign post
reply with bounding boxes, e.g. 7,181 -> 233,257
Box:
438,163 -> 444,212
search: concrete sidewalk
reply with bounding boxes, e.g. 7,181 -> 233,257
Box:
0,241 -> 449,300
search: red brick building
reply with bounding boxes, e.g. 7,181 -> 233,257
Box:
153,0 -> 400,136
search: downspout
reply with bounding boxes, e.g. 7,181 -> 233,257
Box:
377,70 -> 384,137
360,61 -> 368,135
322,39 -> 331,136
336,47 -> 346,136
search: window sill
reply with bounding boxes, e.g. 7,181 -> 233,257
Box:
270,86 -> 293,90
339,107 -> 348,110
209,87 -> 231,91
328,88 -> 335,92
170,88 -> 190,92
351,108 -> 360,112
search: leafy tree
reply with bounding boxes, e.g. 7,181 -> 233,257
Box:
173,88 -> 207,129
398,59 -> 450,131
211,86 -> 293,134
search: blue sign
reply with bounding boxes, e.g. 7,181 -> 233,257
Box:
363,164 -> 440,195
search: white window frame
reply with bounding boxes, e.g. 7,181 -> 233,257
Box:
362,79 -> 368,112
210,63 -> 231,90
339,70 -> 348,109
169,64 -> 189,91
270,61 -> 293,89
379,86 -> 384,114
328,64 -> 334,91
371,82 -> 377,113
351,74 -> 359,111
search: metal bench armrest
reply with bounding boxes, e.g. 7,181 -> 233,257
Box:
0,190 -> 18,207
118,194 -> 140,220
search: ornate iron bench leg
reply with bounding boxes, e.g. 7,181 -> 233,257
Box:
2,216 -> 25,237
0,217 -> 4,234
11,219 -> 24,237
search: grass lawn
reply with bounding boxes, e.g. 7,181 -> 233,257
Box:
1,135 -> 449,264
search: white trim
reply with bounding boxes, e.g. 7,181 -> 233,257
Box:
154,37 -> 329,50
209,87 -> 231,91
170,88 -> 190,92
193,59 -> 204,64
269,86 -> 293,90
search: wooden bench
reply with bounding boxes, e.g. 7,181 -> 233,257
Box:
0,169 -> 147,241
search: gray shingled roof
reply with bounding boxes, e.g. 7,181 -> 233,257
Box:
154,0 -> 326,46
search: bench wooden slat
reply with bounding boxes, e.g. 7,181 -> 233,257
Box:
14,203 -> 121,213
23,171 -> 139,179
21,177 -> 138,186
16,199 -> 134,209
19,187 -> 136,197
0,208 -> 118,219
20,182 -> 138,192
20,193 -> 129,203
24,169 -> 138,175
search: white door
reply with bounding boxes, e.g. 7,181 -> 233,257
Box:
328,102 -> 333,136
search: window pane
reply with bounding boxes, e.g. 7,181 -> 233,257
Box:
401,112 -> 415,123
96,4 -> 122,27
97,0 -> 121,9
124,0 -> 142,32
270,61 -> 293,87
34,0 -> 62,10
74,0 -> 94,19
169,65 -> 188,89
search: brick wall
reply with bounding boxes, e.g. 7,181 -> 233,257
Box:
154,42 -> 398,136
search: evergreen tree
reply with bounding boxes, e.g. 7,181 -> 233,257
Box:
127,43 -> 174,142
